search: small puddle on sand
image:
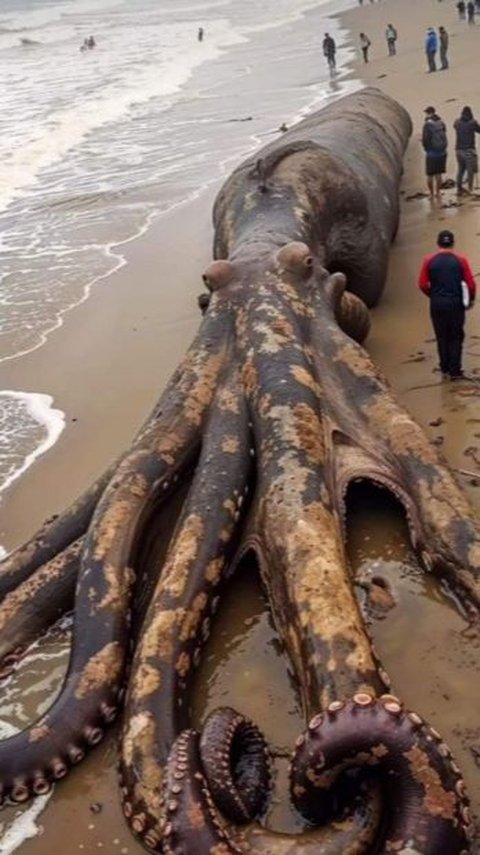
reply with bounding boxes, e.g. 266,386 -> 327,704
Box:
0,483 -> 478,851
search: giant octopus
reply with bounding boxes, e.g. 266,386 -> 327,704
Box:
0,87 -> 478,854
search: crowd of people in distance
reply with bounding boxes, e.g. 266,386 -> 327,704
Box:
456,0 -> 480,22
323,25 -> 397,69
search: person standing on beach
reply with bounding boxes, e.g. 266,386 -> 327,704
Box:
422,106 -> 447,196
467,0 -> 475,22
454,105 -> 480,194
457,0 -> 466,17
386,24 -> 397,56
198,27 -> 204,41
418,230 -> 476,380
425,28 -> 437,72
359,32 -> 371,62
323,33 -> 336,70
439,26 -> 449,69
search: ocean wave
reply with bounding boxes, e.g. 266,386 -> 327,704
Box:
0,391 -> 65,497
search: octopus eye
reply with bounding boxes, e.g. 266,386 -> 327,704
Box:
202,260 -> 235,292
275,241 -> 313,276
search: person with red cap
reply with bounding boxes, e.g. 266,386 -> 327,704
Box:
418,230 -> 476,379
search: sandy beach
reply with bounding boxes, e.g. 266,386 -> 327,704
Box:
0,0 -> 479,851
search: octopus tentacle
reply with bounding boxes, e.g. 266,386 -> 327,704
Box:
306,268 -> 480,614
0,538 -> 80,671
0,471 -> 109,602
119,364 -> 252,848
0,303 -> 230,601
235,260 -> 383,710
199,706 -> 271,823
0,310 -> 230,802
291,693 -> 471,854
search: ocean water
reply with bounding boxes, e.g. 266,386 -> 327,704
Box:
0,0 -> 357,508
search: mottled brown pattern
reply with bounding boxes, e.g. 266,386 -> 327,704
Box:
0,88 -> 474,855
75,642 -> 123,700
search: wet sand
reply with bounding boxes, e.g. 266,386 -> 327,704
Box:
1,0 -> 480,851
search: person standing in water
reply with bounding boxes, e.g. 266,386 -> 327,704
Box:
322,33 -> 336,70
418,230 -> 476,380
198,27 -> 204,41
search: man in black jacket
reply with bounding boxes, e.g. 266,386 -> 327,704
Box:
422,106 -> 448,197
418,230 -> 476,379
454,105 -> 480,193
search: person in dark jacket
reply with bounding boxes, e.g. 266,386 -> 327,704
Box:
467,0 -> 475,21
425,27 -> 437,71
454,105 -> 480,193
418,230 -> 476,379
323,33 -> 336,70
457,0 -> 466,17
439,26 -> 449,69
422,106 -> 447,196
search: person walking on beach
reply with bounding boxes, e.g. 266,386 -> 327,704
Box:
467,0 -> 475,22
386,24 -> 397,56
323,33 -> 336,70
454,105 -> 480,194
422,106 -> 448,196
425,28 -> 437,72
359,32 -> 371,62
439,26 -> 449,69
418,230 -> 476,380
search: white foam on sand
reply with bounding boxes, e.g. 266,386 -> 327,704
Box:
0,792 -> 53,854
0,391 -> 65,497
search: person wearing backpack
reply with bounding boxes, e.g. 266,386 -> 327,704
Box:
422,106 -> 448,197
454,105 -> 480,194
385,24 -> 397,56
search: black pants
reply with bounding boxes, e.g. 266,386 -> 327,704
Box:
430,300 -> 465,375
